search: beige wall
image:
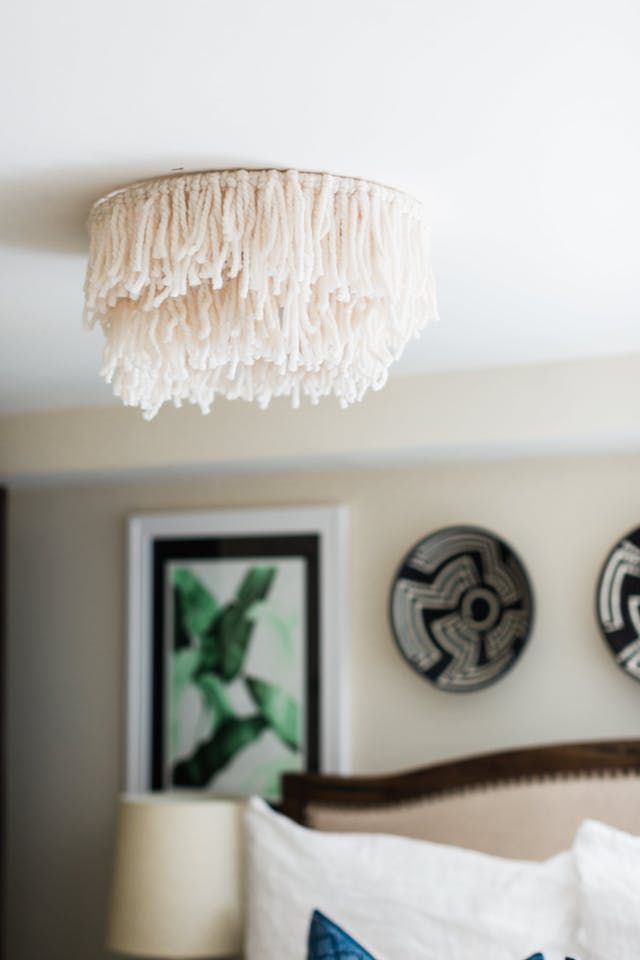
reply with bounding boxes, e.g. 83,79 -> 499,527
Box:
7,452 -> 640,958
4,354 -> 640,482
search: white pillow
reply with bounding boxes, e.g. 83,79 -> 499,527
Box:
574,818 -> 640,960
244,797 -> 579,960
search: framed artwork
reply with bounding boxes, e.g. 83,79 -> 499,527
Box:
127,506 -> 348,799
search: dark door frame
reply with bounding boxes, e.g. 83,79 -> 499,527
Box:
0,487 -> 6,960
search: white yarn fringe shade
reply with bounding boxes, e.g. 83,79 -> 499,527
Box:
84,169 -> 437,418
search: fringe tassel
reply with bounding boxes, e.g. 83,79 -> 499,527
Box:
84,169 -> 437,418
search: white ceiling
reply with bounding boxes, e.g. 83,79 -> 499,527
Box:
1,0 -> 639,413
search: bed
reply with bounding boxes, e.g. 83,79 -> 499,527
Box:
280,738 -> 640,859
244,740 -> 640,959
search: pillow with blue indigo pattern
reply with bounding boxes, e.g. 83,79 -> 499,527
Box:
246,797 -> 579,960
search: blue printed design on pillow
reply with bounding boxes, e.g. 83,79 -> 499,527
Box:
307,910 -> 376,960
307,921 -> 577,960
526,955 -> 578,959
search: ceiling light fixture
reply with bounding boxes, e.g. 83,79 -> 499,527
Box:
84,169 -> 437,418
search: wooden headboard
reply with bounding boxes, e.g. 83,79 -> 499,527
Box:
281,740 -> 640,858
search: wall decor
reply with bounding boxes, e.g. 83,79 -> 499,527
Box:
596,526 -> 640,682
390,525 -> 533,692
127,507 -> 348,798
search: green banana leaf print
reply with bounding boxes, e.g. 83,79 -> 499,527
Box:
245,676 -> 300,751
168,559 -> 304,795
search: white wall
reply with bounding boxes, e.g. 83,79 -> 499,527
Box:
6,451 -> 640,959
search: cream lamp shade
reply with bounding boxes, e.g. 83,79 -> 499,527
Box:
108,795 -> 243,958
84,169 -> 437,417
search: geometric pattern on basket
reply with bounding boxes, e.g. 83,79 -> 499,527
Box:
597,529 -> 640,682
391,525 -> 533,692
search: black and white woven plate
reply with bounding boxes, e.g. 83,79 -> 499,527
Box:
596,526 -> 640,682
390,525 -> 534,693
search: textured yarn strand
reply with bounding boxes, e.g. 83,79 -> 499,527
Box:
84,169 -> 437,418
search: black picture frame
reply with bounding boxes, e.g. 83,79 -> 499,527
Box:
126,506 -> 348,799
150,533 -> 320,791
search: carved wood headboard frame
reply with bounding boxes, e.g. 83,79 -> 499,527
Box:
281,739 -> 640,825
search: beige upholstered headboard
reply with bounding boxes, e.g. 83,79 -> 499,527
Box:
281,740 -> 640,860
